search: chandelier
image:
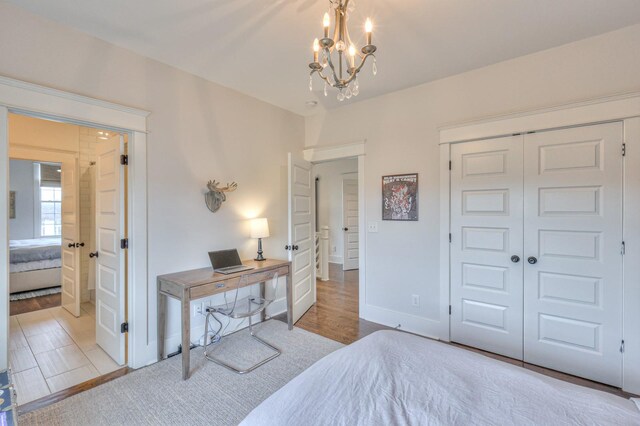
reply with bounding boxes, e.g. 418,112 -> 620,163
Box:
308,0 -> 377,101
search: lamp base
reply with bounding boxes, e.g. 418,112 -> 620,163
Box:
255,238 -> 266,261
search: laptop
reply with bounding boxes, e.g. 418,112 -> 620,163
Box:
209,249 -> 254,275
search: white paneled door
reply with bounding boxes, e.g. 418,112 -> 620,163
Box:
342,178 -> 359,271
288,153 -> 316,323
450,122 -> 624,386
523,123 -> 623,386
450,136 -> 524,359
95,134 -> 126,365
61,158 -> 81,317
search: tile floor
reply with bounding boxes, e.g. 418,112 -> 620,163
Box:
9,302 -> 121,405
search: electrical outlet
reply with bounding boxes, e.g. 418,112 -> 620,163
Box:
411,294 -> 420,307
368,222 -> 378,233
194,304 -> 203,316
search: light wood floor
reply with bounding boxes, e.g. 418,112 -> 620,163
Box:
279,263 -> 636,399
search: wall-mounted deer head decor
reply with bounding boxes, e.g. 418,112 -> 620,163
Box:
205,180 -> 237,213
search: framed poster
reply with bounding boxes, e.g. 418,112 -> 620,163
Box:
9,191 -> 15,219
382,173 -> 418,221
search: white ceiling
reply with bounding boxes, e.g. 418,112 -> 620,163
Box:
8,0 -> 640,116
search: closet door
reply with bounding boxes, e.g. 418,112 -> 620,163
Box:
450,136 -> 524,359
523,123 -> 623,386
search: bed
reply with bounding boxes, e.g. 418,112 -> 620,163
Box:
9,237 -> 61,294
241,330 -> 640,425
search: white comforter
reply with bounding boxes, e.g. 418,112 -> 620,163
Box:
241,330 -> 640,426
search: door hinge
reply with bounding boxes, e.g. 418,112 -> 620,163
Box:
449,305 -> 452,315
120,154 -> 129,165
121,322 -> 129,333
620,339 -> 625,353
121,238 -> 129,249
622,143 -> 626,157
448,161 -> 452,171
621,241 -> 626,255
449,233 -> 452,243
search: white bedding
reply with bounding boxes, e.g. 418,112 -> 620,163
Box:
9,258 -> 61,273
241,330 -> 640,426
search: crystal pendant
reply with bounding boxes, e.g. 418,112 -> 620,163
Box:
337,91 -> 345,102
321,54 -> 328,68
309,75 -> 313,91
345,87 -> 352,99
354,77 -> 359,90
324,82 -> 328,97
372,58 -> 377,76
352,86 -> 359,96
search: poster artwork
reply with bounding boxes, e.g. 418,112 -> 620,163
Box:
382,174 -> 418,221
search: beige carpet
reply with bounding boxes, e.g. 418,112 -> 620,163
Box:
19,320 -> 344,426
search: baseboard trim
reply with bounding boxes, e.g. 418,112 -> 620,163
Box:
360,304 -> 445,341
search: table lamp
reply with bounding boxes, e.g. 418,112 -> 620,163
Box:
251,218 -> 270,261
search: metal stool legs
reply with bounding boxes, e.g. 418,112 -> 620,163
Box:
203,310 -> 281,374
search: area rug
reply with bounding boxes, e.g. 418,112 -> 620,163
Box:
10,286 -> 61,301
18,320 -> 344,426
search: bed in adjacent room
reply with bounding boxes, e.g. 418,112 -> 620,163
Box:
242,330 -> 640,425
9,237 -> 61,294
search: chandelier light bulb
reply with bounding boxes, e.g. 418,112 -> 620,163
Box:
313,38 -> 320,62
348,44 -> 356,68
323,12 -> 330,38
365,18 -> 373,45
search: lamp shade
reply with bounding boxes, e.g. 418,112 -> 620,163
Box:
250,218 -> 270,239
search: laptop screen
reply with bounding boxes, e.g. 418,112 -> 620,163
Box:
208,249 -> 242,269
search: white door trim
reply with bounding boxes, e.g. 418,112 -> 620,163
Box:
303,141 -> 366,316
0,75 -> 150,370
439,93 -> 640,394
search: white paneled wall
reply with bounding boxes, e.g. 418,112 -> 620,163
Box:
78,127 -> 98,302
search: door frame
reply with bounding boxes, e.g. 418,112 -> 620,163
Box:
303,141 -> 366,316
0,75 -> 150,370
439,92 -> 640,394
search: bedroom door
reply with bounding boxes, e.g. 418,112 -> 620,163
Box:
95,134 -> 126,365
61,158 -> 81,317
449,135 -> 524,360
287,153 -> 316,323
522,123 -> 623,386
342,178 -> 359,271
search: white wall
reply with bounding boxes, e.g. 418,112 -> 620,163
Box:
0,3 -> 305,361
8,159 -> 35,240
314,158 -> 358,264
306,23 -> 640,337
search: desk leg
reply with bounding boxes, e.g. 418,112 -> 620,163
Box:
182,290 -> 191,380
286,272 -> 293,330
157,288 -> 166,361
260,281 -> 266,322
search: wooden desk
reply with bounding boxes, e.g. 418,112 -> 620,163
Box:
157,259 -> 292,380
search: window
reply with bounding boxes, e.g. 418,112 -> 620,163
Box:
40,186 -> 62,236
35,162 -> 63,237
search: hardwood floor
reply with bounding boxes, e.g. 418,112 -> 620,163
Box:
278,263 -> 636,399
10,293 -> 61,316
277,264 -> 392,345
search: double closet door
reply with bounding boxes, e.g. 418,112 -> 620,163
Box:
450,122 -> 624,387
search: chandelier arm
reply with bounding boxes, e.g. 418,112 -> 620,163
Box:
324,48 -> 343,87
341,53 -> 375,86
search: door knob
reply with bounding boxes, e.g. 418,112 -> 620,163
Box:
343,227 -> 349,231
527,256 -> 537,264
68,243 -> 75,248
293,245 -> 299,250
510,255 -> 520,263
89,252 -> 99,258
284,245 -> 291,250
